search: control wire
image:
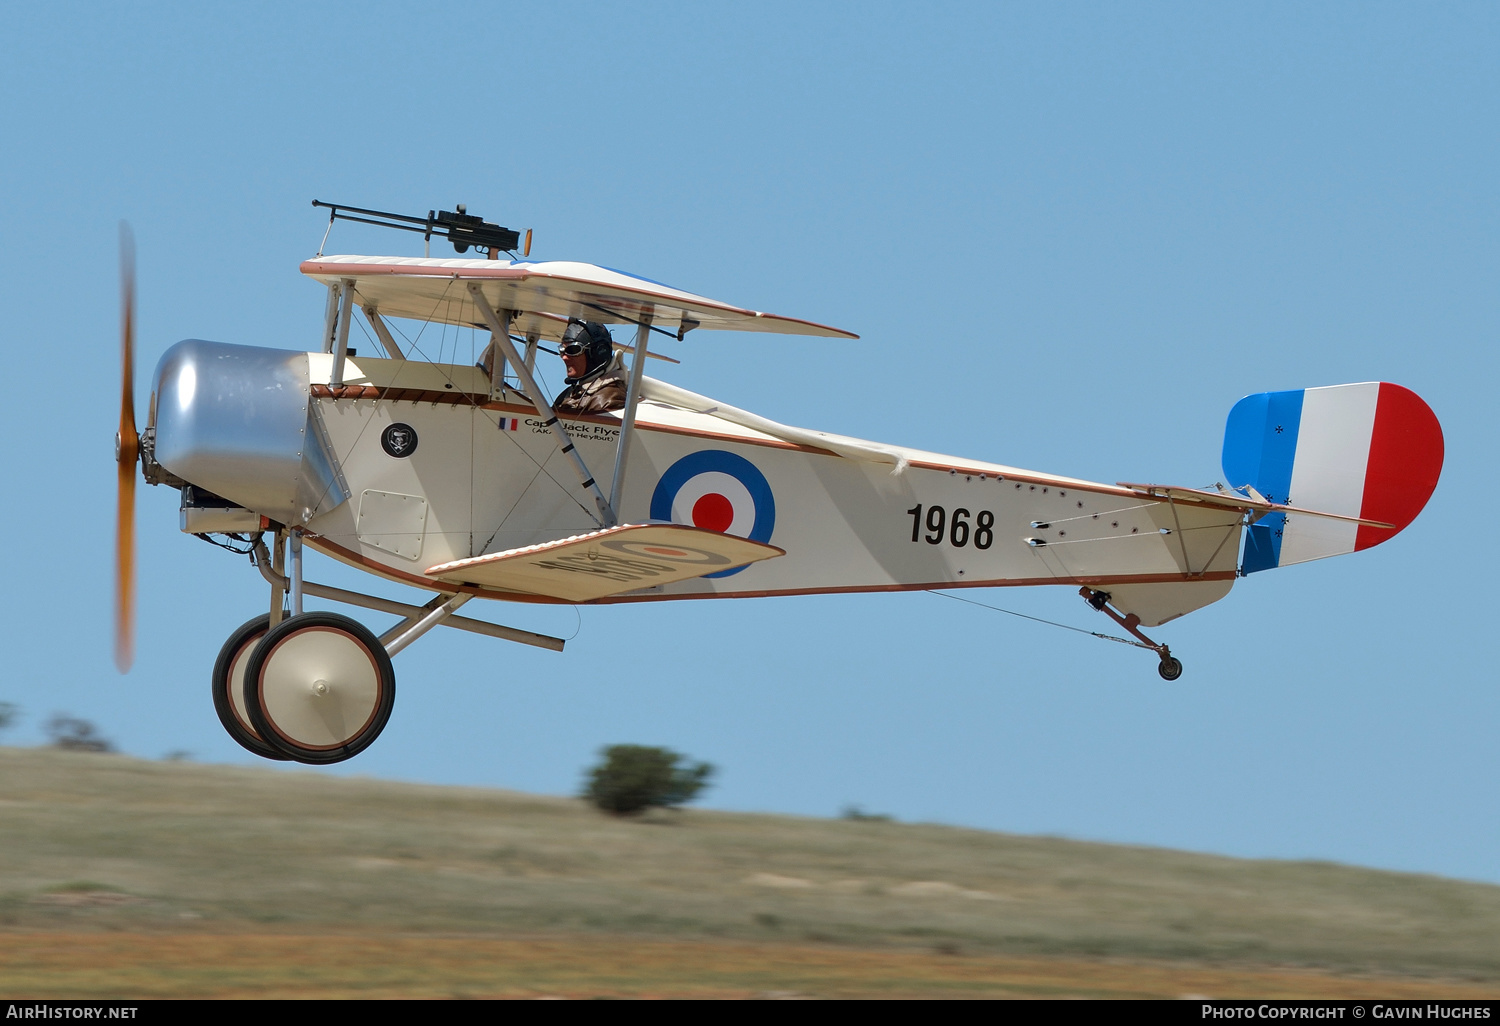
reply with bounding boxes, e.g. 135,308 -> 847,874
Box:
925,590 -> 1154,650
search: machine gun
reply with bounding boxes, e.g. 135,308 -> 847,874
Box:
311,199 -> 530,257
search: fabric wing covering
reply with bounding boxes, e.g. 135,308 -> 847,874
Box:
425,524 -> 785,603
301,256 -> 858,342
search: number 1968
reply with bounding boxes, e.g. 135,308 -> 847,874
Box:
906,504 -> 993,549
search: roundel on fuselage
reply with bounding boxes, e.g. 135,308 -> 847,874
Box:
650,450 -> 775,578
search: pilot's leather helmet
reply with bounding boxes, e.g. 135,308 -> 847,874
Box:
562,320 -> 614,381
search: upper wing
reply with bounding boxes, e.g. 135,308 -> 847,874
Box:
425,523 -> 785,602
301,255 -> 858,341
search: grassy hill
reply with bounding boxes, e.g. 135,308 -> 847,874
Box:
1,746 -> 1497,998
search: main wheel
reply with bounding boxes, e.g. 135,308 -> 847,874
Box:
211,614 -> 289,761
243,612 -> 395,764
1157,656 -> 1184,681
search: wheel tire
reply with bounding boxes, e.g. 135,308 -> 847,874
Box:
211,614 -> 290,761
1157,656 -> 1184,682
243,612 -> 395,765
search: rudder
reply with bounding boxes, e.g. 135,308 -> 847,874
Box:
1222,382 -> 1442,573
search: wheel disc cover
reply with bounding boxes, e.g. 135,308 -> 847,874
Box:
258,627 -> 382,749
227,634 -> 265,739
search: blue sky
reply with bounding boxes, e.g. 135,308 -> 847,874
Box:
1,2 -> 1496,883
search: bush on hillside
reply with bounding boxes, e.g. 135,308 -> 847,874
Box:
582,744 -> 713,815
46,714 -> 114,753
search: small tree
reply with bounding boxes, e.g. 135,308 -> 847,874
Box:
0,702 -> 16,736
46,715 -> 114,753
582,744 -> 714,815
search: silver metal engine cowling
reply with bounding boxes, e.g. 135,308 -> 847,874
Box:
150,339 -> 349,525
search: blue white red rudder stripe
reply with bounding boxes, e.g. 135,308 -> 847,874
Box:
1222,382 -> 1443,574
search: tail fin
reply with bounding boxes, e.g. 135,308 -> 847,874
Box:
1222,382 -> 1443,574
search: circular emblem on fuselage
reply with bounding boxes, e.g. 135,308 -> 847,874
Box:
649,450 -> 775,579
381,423 -> 419,458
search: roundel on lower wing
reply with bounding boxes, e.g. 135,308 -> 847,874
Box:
649,450 -> 775,578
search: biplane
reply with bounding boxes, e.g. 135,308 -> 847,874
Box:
113,202 -> 1445,765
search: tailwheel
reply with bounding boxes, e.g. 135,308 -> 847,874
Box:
211,614 -> 289,761
1157,655 -> 1184,682
243,612 -> 395,765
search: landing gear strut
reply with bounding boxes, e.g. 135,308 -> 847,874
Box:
239,528 -> 395,764
1079,588 -> 1184,681
207,532 -> 567,765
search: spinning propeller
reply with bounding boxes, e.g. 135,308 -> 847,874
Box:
115,225 -> 137,673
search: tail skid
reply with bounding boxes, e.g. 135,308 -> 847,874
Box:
1080,587 -> 1183,681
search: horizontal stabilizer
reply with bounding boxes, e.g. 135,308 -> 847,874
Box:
425,523 -> 784,602
1118,483 -> 1395,528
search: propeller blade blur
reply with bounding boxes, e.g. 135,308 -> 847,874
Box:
115,223 -> 137,673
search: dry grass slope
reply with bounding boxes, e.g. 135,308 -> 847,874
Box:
1,747 -> 1497,998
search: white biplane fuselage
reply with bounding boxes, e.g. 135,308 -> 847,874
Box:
302,354 -> 1239,624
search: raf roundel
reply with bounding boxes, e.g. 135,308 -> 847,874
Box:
650,450 -> 775,578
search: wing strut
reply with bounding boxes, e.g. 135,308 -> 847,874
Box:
609,312 -> 652,517
329,279 -> 355,389
468,284 -> 616,526
361,305 -> 406,359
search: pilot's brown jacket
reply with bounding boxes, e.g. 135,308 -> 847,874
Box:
552,372 -> 627,416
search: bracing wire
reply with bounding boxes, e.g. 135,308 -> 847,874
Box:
316,286 -> 595,526
925,590 -> 1155,650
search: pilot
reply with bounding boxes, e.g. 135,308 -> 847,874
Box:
552,319 -> 628,415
